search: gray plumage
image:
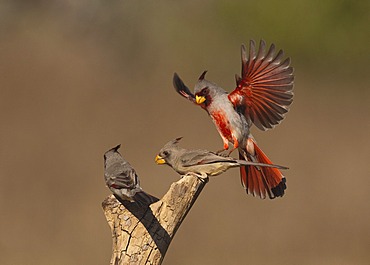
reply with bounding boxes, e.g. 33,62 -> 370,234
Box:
155,137 -> 287,177
104,144 -> 157,206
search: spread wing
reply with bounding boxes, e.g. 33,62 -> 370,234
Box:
228,40 -> 294,131
173,73 -> 196,103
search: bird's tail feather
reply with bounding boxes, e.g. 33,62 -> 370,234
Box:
239,141 -> 287,199
236,159 -> 288,170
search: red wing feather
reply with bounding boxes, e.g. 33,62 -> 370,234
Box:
229,40 -> 294,131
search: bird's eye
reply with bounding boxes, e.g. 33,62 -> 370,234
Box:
162,151 -> 169,156
200,87 -> 209,96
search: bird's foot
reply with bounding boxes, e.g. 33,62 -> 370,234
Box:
184,172 -> 209,183
215,149 -> 229,157
196,172 -> 209,183
226,148 -> 237,157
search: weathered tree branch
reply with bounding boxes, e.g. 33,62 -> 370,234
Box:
102,174 -> 207,265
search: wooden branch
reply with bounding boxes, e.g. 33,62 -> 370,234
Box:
102,174 -> 207,265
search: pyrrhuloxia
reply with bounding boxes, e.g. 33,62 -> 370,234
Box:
104,144 -> 158,206
173,40 -> 293,199
155,137 -> 288,197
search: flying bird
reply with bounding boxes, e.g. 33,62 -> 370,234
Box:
104,144 -> 158,206
173,40 -> 293,199
155,137 -> 288,197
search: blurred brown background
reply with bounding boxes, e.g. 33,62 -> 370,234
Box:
1,1 -> 369,264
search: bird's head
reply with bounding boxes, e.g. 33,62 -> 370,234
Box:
104,144 -> 122,168
155,137 -> 183,166
194,71 -> 224,108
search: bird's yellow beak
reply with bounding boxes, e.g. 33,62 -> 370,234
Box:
155,155 -> 166,165
195,95 -> 206,104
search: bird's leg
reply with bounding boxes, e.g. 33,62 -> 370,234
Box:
226,136 -> 239,156
183,172 -> 193,178
215,148 -> 228,156
216,137 -> 230,156
240,149 -> 248,160
183,172 -> 208,183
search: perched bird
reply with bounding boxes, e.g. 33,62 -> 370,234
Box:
155,137 -> 288,196
104,144 -> 158,206
173,40 -> 293,199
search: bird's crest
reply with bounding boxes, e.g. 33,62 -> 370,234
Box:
198,71 -> 208,81
112,144 -> 121,152
104,144 -> 121,162
164,137 -> 183,148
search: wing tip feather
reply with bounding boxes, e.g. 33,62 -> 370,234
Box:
231,39 -> 294,130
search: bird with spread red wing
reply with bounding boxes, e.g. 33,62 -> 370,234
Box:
104,144 -> 158,206
173,40 -> 294,199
